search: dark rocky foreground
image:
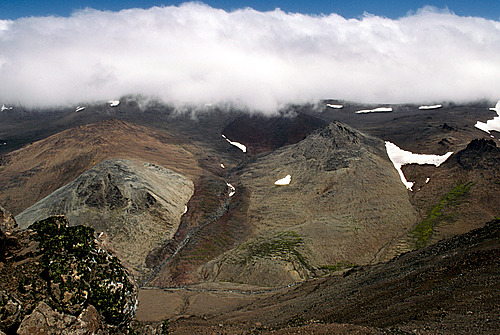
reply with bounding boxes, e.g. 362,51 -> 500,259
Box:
0,210 -> 137,334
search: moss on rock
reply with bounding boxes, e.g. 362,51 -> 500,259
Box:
29,216 -> 137,327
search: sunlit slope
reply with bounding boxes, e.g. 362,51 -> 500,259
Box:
0,119 -> 201,215
202,121 -> 419,286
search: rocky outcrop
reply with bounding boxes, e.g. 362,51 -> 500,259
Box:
0,290 -> 22,332
0,205 -> 18,261
16,159 -> 194,277
17,302 -> 106,335
0,215 -> 137,334
455,138 -> 500,170
202,121 -> 419,286
0,205 -> 17,234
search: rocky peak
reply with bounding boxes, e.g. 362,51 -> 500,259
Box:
456,138 -> 500,170
465,138 -> 497,152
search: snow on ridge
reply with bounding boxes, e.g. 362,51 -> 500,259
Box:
385,141 -> 452,191
489,101 -> 500,113
226,183 -> 236,197
222,134 -> 247,153
183,206 -> 188,214
107,100 -> 120,107
425,177 -> 430,183
75,106 -> 85,112
327,104 -> 343,109
274,175 -> 291,186
355,107 -> 393,114
475,100 -> 500,134
419,104 -> 442,110
1,105 -> 13,111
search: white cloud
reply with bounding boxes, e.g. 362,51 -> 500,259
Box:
0,3 -> 499,112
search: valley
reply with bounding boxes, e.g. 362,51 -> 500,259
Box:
0,99 -> 498,334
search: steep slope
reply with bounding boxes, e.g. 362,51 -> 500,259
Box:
15,159 -> 194,277
0,119 -> 201,216
202,121 -> 419,286
204,219 -> 498,334
132,220 -> 499,334
399,138 -> 500,248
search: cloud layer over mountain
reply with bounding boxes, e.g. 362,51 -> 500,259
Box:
0,3 -> 499,112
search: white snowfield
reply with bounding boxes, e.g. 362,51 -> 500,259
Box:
274,175 -> 291,186
326,104 -> 343,109
355,107 -> 393,114
107,100 -> 120,107
75,106 -> 85,112
1,105 -> 13,111
419,104 -> 442,110
475,101 -> 500,135
226,183 -> 236,197
222,134 -> 247,153
385,141 -> 452,190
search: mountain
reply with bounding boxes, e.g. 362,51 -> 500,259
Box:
193,121 -> 418,286
375,138 -> 500,259
0,119 -> 201,216
15,159 -> 194,278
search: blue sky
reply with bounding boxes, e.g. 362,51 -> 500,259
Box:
1,0 -> 499,20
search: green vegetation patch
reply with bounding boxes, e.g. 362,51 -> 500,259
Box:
318,261 -> 356,273
30,216 -> 137,326
411,181 -> 474,249
239,231 -> 311,270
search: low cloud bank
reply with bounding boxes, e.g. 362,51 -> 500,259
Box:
0,3 -> 499,112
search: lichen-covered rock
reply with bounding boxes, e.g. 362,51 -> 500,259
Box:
0,204 -> 17,234
17,301 -> 108,335
0,290 -> 22,332
29,216 -> 137,327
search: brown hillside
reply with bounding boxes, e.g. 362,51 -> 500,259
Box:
0,119 -> 201,215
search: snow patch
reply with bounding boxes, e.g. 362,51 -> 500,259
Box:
385,141 -> 452,191
355,107 -> 393,114
475,101 -> 500,134
226,183 -> 236,197
222,134 -> 247,153
274,175 -> 291,186
1,105 -> 13,111
75,106 -> 85,112
107,100 -> 120,107
419,104 -> 442,110
327,104 -> 343,109
220,163 -> 225,169
183,205 -> 188,214
425,177 -> 430,183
